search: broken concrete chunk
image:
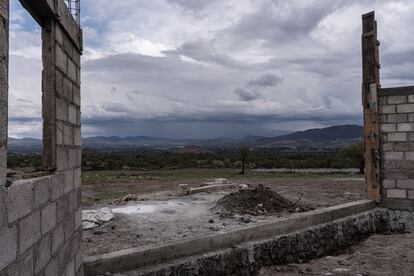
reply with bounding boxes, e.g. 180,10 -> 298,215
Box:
82,207 -> 114,230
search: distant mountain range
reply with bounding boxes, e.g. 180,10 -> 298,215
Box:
8,124 -> 364,152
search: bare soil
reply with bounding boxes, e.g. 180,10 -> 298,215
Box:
81,171 -> 367,257
214,188 -> 308,216
258,232 -> 414,276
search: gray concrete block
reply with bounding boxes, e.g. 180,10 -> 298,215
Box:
44,256 -> 59,276
57,195 -> 69,223
52,223 -> 64,255
0,225 -> 17,271
388,95 -> 407,104
34,235 -> 51,273
19,211 -> 41,253
5,248 -> 34,276
397,104 -> 414,113
380,123 -> 396,133
387,114 -> 407,123
69,149 -> 78,168
7,179 -> 34,223
383,179 -> 396,189
51,173 -> 64,201
384,151 -> 404,160
379,104 -> 396,114
56,98 -> 68,121
66,259 -> 75,276
68,104 -> 77,125
68,59 -> 77,83
34,176 -> 51,208
384,171 -> 409,180
64,125 -> 74,146
74,208 -> 81,231
63,77 -> 73,100
56,45 -> 67,73
74,128 -> 81,147
398,123 -> 414,132
68,190 -> 78,212
63,213 -> 75,241
41,203 -> 57,235
387,189 -> 407,199
56,122 -> 64,146
56,147 -> 69,171
405,151 -> 414,161
55,24 -> 63,45
396,179 -> 414,189
74,168 -> 81,188
394,142 -> 409,152
64,170 -> 74,194
387,132 -> 407,142
408,190 -> 414,199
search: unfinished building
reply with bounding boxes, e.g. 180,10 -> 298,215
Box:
0,0 -> 82,275
0,4 -> 414,276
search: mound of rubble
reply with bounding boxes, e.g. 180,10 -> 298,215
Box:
214,187 -> 307,216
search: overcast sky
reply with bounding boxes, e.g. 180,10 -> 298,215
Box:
7,0 -> 414,139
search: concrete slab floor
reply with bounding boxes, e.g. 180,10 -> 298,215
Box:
82,177 -> 367,257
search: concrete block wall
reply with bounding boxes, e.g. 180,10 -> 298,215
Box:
379,88 -> 414,204
0,0 -> 83,275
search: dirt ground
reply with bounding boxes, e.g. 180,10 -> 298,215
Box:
81,170 -> 367,256
258,232 -> 414,276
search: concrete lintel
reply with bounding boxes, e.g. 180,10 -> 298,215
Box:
380,86 -> 414,96
84,200 -> 377,275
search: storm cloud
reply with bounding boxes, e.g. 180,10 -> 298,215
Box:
7,0 -> 414,138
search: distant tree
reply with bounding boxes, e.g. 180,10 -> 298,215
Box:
341,142 -> 364,174
239,145 -> 249,174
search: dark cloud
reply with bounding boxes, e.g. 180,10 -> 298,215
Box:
247,73 -> 283,88
234,88 -> 262,102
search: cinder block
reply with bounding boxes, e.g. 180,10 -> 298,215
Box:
44,256 -> 59,276
5,248 -> 34,276
34,176 -> 50,208
387,114 -> 407,123
56,45 -> 67,73
68,104 -> 77,125
64,170 -> 74,194
74,208 -> 81,230
0,225 -> 17,271
408,133 -> 414,141
34,235 -> 51,273
56,122 -> 64,146
65,259 -> 75,276
63,213 -> 75,241
68,190 -> 78,212
383,179 -> 396,189
397,123 -> 414,132
396,180 -> 414,189
68,59 -> 77,82
394,143 -> 409,152
386,189 -> 407,199
75,248 -> 82,273
57,195 -> 69,222
74,128 -> 81,146
380,124 -> 396,133
55,25 -> 63,45
56,147 -> 69,171
74,168 -> 81,188
41,203 -> 57,235
405,151 -> 414,160
388,95 -> 407,104
7,179 -> 34,223
408,190 -> 414,199
384,151 -> 404,160
409,95 -> 414,103
64,125 -> 74,146
379,104 -> 396,114
51,173 -> 65,201
63,77 -> 73,100
52,224 -> 64,254
408,114 -> 414,122
56,98 -> 68,121
384,171 -> 408,180
69,149 -> 78,168
397,104 -> 414,113
73,86 -> 80,106
387,132 -> 407,142
19,211 -> 41,253
55,70 -> 63,95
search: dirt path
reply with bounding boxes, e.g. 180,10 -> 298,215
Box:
258,233 -> 414,276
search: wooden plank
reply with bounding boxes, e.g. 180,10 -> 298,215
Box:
362,11 -> 381,199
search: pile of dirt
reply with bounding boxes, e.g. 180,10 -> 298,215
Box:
214,188 -> 307,216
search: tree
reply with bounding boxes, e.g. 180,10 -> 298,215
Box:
239,145 -> 249,174
341,142 -> 364,174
